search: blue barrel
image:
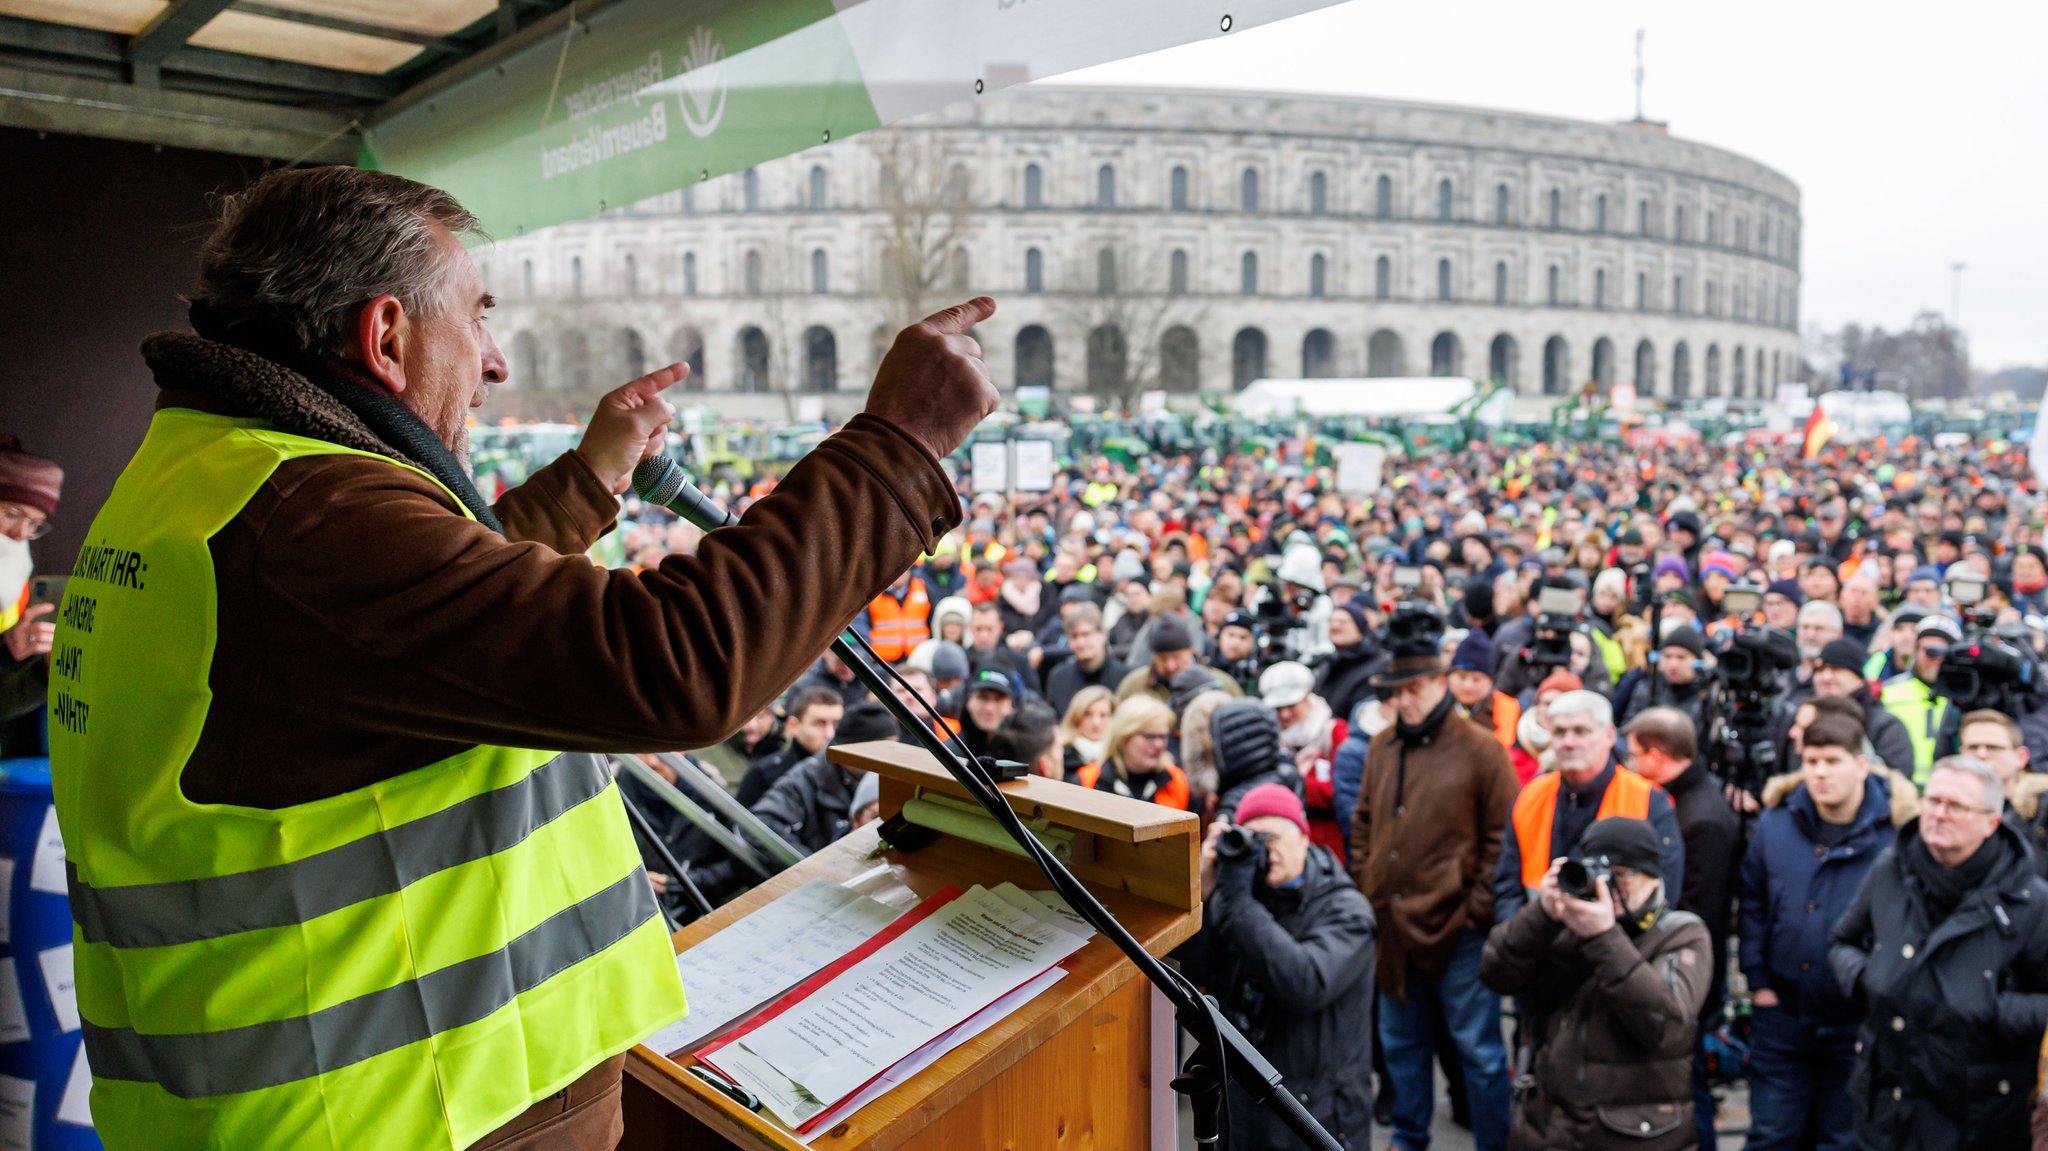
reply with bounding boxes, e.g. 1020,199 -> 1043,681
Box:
0,758 -> 101,1149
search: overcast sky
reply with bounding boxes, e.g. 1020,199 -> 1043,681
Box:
1049,1 -> 2045,371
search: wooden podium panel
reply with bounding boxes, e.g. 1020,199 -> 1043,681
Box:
619,742 -> 1200,1151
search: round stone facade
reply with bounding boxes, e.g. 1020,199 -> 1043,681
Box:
478,86 -> 1802,420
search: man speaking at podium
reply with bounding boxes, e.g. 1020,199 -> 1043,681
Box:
48,167 -> 990,1151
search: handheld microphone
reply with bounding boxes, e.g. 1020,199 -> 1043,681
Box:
631,456 -> 738,532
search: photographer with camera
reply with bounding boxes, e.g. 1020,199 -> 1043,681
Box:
1498,577 -> 1586,701
1191,784 -> 1377,1151
1212,609 -> 1264,693
1617,624 -> 1708,734
1494,691 -> 1684,922
1479,817 -> 1712,1151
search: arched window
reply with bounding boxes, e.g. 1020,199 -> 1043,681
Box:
681,251 -> 697,296
1637,199 -> 1650,235
1671,341 -> 1692,398
622,253 -> 637,294
1489,334 -> 1518,389
1023,163 -> 1044,208
1705,345 -> 1722,395
1674,205 -> 1686,241
1707,211 -> 1718,245
1437,258 -> 1453,301
1732,345 -> 1748,396
1016,326 -> 1054,390
738,327 -> 770,392
1547,264 -> 1560,306
1309,253 -> 1327,298
1169,249 -> 1189,295
1594,268 -> 1607,308
561,331 -> 590,390
670,326 -> 705,390
619,327 -> 646,379
1591,337 -> 1615,389
1161,327 -> 1200,393
1097,247 -> 1117,294
1096,164 -> 1116,209
808,165 -> 827,209
1309,170 -> 1328,215
1171,166 -> 1190,210
1024,247 -> 1044,294
1241,167 -> 1260,212
1635,271 -> 1648,312
1375,174 -> 1392,219
1705,280 -> 1718,316
1548,187 -> 1561,229
811,249 -> 829,294
1430,331 -> 1460,376
1087,325 -> 1128,395
1368,330 -> 1403,375
1671,274 -> 1684,315
743,250 -> 763,295
1437,178 -> 1453,221
742,168 -> 760,211
1302,329 -> 1336,378
1760,216 -> 1771,249
1493,260 -> 1509,304
1542,336 -> 1568,395
1374,255 -> 1391,300
1241,251 -> 1259,295
511,331 -> 541,389
1231,328 -> 1268,389
570,255 -> 583,297
1634,339 -> 1656,394
804,326 -> 837,392
1495,183 -> 1510,225
1595,194 -> 1608,233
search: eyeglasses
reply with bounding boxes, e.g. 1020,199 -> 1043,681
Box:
1130,731 -> 1171,744
1923,796 -> 1994,818
0,506 -> 50,541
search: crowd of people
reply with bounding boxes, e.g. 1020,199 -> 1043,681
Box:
614,422 -> 2048,1151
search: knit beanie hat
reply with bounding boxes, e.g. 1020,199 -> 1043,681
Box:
1232,782 -> 1309,836
0,441 -> 61,518
1450,629 -> 1495,674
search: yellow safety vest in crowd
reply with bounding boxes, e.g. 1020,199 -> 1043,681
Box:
1879,672 -> 1949,785
1590,627 -> 1627,685
49,410 -> 686,1151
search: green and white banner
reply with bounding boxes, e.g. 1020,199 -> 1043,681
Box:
362,0 -> 1347,237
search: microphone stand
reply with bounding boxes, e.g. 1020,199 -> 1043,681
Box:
640,459 -> 1342,1151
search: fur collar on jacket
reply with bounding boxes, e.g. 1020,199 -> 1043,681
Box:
142,331 -> 405,464
1762,766 -> 1922,827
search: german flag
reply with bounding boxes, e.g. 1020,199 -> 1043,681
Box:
1802,402 -> 1839,459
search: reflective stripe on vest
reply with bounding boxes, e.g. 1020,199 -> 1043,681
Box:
1510,767 -> 1656,889
1881,674 -> 1949,784
867,578 -> 932,663
50,410 -> 687,1151
1075,759 -> 1192,810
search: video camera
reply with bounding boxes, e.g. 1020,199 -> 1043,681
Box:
1387,566 -> 1447,649
1527,583 -> 1582,670
1936,575 -> 2039,712
1702,583 -> 1800,796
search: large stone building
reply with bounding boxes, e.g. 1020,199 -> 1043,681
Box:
478,86 -> 1803,420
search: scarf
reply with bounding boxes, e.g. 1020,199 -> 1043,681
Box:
1000,578 -> 1042,619
1280,694 -> 1335,765
185,301 -> 505,535
1395,690 -> 1456,746
1906,829 -> 2006,924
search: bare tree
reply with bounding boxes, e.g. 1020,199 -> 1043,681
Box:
1054,242 -> 1207,409
1816,311 -> 1972,399
871,127 -> 975,330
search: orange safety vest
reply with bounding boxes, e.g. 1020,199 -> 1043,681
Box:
1509,766 -> 1657,889
867,577 -> 932,663
1075,758 -> 1192,811
1486,692 -> 1520,750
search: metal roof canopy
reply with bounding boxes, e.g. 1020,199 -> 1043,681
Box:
0,0 -> 592,162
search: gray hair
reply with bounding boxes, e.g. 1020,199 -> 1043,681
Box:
194,167 -> 481,354
1929,754 -> 2006,814
1548,689 -> 1614,731
1797,601 -> 1845,631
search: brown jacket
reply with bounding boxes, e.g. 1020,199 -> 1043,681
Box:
135,333 -> 962,1147
1348,702 -> 1519,997
1480,900 -> 1711,1151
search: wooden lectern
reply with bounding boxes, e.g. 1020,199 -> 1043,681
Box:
619,740 -> 1202,1151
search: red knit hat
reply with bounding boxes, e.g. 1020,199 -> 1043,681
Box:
1537,670 -> 1584,697
0,441 -> 61,518
1233,783 -> 1308,836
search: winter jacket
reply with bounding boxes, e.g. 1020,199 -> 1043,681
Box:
1492,761 -> 1687,922
1184,846 -> 1377,1151
1480,899 -> 1711,1151
1041,653 -> 1125,718
1771,683 -> 1918,777
1349,704 -> 1520,998
1210,697 -> 1303,821
1617,674 -> 1705,734
1738,769 -> 1915,1032
749,752 -> 861,857
1829,820 -> 2048,1151
2006,772 -> 2048,878
734,741 -> 812,809
1661,761 -> 1741,1022
1331,720 -> 1370,845
1312,643 -> 1381,731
